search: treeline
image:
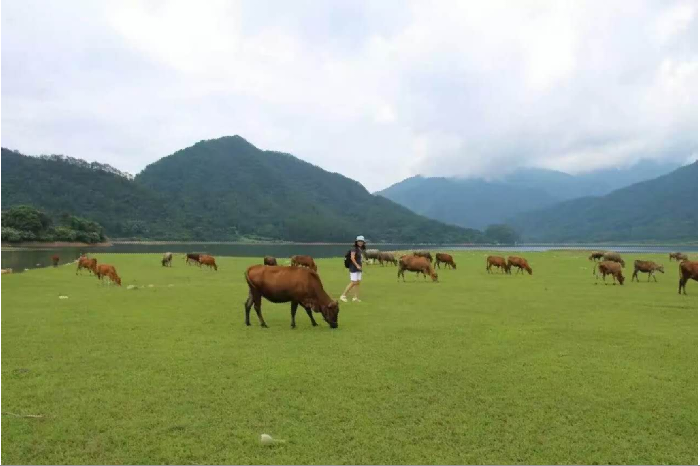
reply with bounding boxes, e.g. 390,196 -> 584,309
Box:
1,205 -> 106,243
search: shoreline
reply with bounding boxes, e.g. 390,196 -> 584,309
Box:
1,241 -> 113,249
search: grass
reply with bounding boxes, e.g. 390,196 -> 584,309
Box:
1,251 -> 697,464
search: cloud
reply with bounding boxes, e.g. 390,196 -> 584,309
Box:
2,0 -> 697,191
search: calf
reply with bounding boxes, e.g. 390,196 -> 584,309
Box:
199,254 -> 218,271
291,255 -> 317,271
161,252 -> 173,267
670,252 -> 689,262
76,256 -> 97,275
602,251 -> 625,267
263,256 -> 278,266
398,255 -> 438,282
632,260 -> 664,282
51,254 -> 60,267
95,264 -> 121,286
588,251 -> 605,261
434,253 -> 456,269
678,260 -> 698,295
486,255 -> 510,274
507,256 -> 532,275
596,261 -> 625,285
244,265 -> 339,328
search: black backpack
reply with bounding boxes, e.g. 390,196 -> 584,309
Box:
344,250 -> 352,269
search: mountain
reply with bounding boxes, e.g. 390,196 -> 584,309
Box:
507,162 -> 698,242
1,148 -> 176,239
1,139 -> 485,243
377,176 -> 559,230
134,136 -> 484,243
377,160 -> 682,229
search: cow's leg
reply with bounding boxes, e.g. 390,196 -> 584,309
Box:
632,270 -> 638,282
290,302 -> 298,328
244,291 -> 254,326
679,276 -> 687,295
253,296 -> 267,328
304,306 -> 318,326
652,272 -> 657,282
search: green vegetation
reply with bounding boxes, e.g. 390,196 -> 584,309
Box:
1,205 -> 105,243
484,224 -> 520,244
2,251 -> 696,464
509,162 -> 698,242
2,140 -> 485,243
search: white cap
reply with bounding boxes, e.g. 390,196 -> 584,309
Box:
356,235 -> 365,242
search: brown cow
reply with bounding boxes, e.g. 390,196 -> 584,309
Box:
670,252 -> 689,262
291,255 -> 317,271
588,251 -> 605,261
263,256 -> 278,266
398,255 -> 438,282
186,253 -> 201,266
486,255 -> 510,274
507,256 -> 532,275
632,260 -> 664,282
413,251 -> 433,263
244,265 -> 339,328
95,264 -> 121,286
199,254 -> 218,271
76,256 -> 97,275
51,254 -> 60,267
602,251 -> 625,267
434,253 -> 456,269
596,261 -> 625,285
678,260 -> 698,295
379,252 -> 397,266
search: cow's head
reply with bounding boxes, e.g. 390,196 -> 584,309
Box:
618,274 -> 625,285
320,301 -> 339,328
112,274 -> 122,286
526,265 -> 533,275
430,270 -> 439,282
620,260 -> 625,267
657,265 -> 665,273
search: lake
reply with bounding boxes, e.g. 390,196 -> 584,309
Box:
2,242 -> 697,272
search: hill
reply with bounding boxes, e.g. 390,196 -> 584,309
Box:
134,136 -> 484,243
377,161 -> 681,230
1,148 -> 176,239
1,140 -> 485,243
507,162 -> 698,242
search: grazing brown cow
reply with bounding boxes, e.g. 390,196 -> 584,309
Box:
670,252 -> 689,262
95,264 -> 121,286
76,256 -> 97,275
51,254 -> 60,267
588,251 -> 605,261
678,260 -> 698,295
186,253 -> 201,266
161,252 -> 173,267
244,265 -> 339,328
263,256 -> 278,266
199,254 -> 218,271
596,261 -> 625,285
434,253 -> 456,269
632,260 -> 664,282
486,255 -> 510,274
507,256 -> 532,275
379,252 -> 397,266
602,251 -> 625,267
291,255 -> 317,271
413,251 -> 433,263
398,255 -> 438,282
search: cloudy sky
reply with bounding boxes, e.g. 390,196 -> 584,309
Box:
2,0 -> 697,191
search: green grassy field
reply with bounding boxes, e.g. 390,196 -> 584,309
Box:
2,251 -> 697,464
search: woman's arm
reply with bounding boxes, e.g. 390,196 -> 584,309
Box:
350,251 -> 362,270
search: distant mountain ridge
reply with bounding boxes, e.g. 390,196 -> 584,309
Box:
377,160 -> 682,230
508,162 -> 698,242
1,138 -> 485,243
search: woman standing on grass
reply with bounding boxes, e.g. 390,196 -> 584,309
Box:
340,235 -> 366,303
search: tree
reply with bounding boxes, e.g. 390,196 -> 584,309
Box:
485,224 -> 520,244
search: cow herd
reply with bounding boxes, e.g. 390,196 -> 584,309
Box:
589,250 -> 698,294
64,247 -> 696,331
